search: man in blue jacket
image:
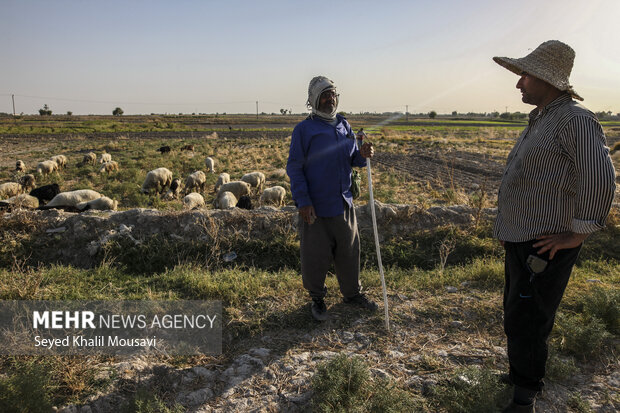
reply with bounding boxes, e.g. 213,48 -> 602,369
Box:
286,76 -> 378,321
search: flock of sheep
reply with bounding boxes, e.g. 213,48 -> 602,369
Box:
0,144 -> 288,214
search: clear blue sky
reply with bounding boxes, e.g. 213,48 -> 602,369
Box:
1,0 -> 618,115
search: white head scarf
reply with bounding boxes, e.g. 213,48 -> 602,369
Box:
307,76 -> 339,121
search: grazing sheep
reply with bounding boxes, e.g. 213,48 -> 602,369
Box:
99,161 -> 119,174
36,160 -> 59,176
183,192 -> 205,210
217,181 -> 251,200
162,178 -> 183,200
205,157 -> 216,173
260,186 -> 286,207
30,183 -> 60,205
215,191 -> 237,209
42,189 -> 102,209
100,153 -> 112,164
141,167 -> 173,194
50,155 -> 67,169
180,144 -> 194,151
0,194 -> 40,209
76,196 -> 118,211
241,171 -> 266,193
82,152 -> 97,165
19,174 -> 36,192
236,195 -> 252,210
0,182 -> 24,199
157,146 -> 171,154
214,173 -> 230,192
185,171 -> 207,194
15,160 -> 26,172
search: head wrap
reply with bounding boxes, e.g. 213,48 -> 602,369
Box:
307,76 -> 339,121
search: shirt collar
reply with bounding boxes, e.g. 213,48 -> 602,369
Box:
528,93 -> 572,121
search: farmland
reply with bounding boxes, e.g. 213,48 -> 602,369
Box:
0,114 -> 619,412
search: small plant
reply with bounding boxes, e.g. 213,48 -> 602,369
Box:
577,286 -> 619,334
553,313 -> 611,359
567,392 -> 594,413
0,358 -> 56,413
121,387 -> 184,413
545,349 -> 579,381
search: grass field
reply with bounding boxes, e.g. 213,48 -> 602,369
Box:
0,115 -> 618,412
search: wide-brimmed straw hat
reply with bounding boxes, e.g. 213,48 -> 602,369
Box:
493,40 -> 583,101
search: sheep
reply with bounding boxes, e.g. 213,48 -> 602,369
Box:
205,157 -> 216,173
236,195 -> 252,210
141,167 -> 173,194
99,161 -> 119,174
19,174 -> 36,192
0,194 -> 40,210
217,181 -> 251,200
50,155 -> 67,169
180,144 -> 194,151
215,191 -> 237,209
15,160 -> 26,172
82,152 -> 97,165
184,171 -> 207,194
0,182 -> 24,199
260,186 -> 286,207
157,146 -> 171,154
76,196 -> 118,211
241,171 -> 266,193
41,189 -> 102,210
214,172 -> 230,192
162,178 -> 183,200
36,160 -> 58,176
183,192 -> 205,210
99,153 -> 112,164
30,183 -> 60,205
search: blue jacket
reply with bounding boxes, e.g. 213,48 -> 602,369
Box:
286,114 -> 366,217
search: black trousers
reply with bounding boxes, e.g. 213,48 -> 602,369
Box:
503,240 -> 581,391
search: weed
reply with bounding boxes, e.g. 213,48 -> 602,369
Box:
577,285 -> 619,334
552,313 -> 612,359
545,349 -> 579,381
121,387 -> 184,413
0,358 -> 55,413
567,392 -> 595,413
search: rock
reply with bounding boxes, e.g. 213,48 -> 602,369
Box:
450,321 -> 464,329
249,347 -> 271,358
192,366 -> 216,380
445,286 -> 458,293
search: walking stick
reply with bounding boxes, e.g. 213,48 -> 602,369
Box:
357,129 -> 390,331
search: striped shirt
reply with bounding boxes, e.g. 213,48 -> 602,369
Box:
494,94 -> 616,242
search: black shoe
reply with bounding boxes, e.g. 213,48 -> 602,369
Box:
501,401 -> 535,413
343,294 -> 378,311
311,299 -> 328,321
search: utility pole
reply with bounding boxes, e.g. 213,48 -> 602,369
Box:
12,94 -> 16,116
406,105 -> 409,122
256,101 -> 258,119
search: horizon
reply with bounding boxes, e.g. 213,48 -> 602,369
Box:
2,0 -> 619,116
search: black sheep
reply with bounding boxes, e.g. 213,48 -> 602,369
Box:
30,183 -> 60,205
157,146 -> 171,154
236,195 -> 252,210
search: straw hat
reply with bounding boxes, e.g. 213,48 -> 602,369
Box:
493,40 -> 583,101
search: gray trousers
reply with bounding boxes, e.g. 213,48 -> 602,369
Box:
299,204 -> 361,300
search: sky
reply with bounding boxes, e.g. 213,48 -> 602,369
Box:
1,0 -> 619,116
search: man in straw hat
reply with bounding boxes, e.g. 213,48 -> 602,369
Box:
493,40 -> 616,412
286,75 -> 378,321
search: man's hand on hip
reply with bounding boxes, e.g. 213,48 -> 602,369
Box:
299,205 -> 317,225
533,232 -> 589,259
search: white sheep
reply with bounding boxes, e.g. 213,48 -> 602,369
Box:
82,152 -> 97,165
0,182 -> 24,199
183,192 -> 205,210
241,171 -> 266,193
214,172 -> 230,193
260,186 -> 286,207
19,174 -> 36,192
50,155 -> 67,169
2,194 -> 40,209
15,160 -> 26,172
205,157 -> 216,173
100,153 -> 112,164
217,180 -> 251,200
141,167 -> 173,194
214,191 -> 237,209
184,171 -> 207,193
99,161 -> 119,174
162,178 -> 183,200
45,189 -> 102,208
76,196 -> 118,211
36,160 -> 59,176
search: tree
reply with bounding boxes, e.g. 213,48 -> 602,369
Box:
39,104 -> 52,116
428,110 -> 437,119
67,111 -> 73,116
113,107 -> 124,116
452,111 -> 457,116
280,108 -> 288,115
